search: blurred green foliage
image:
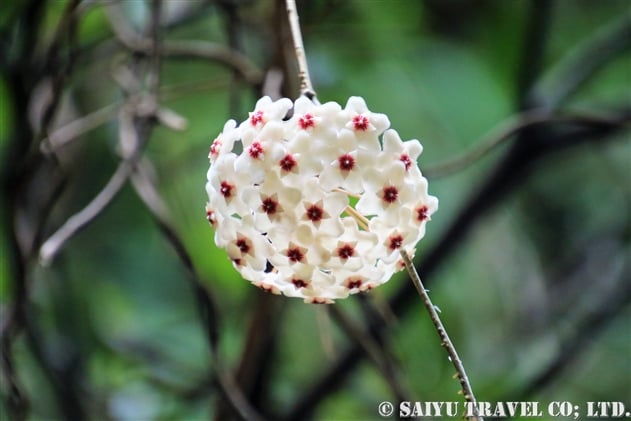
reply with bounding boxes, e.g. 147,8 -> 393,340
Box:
1,0 -> 629,420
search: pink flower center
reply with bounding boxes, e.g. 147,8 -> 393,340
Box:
400,153 -> 412,171
257,283 -> 275,293
248,141 -> 264,159
352,114 -> 369,131
210,138 -> 222,157
298,113 -> 315,129
250,110 -> 264,126
206,209 -> 216,226
338,154 -> 355,171
310,298 -> 330,304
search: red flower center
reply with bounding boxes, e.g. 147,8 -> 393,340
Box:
286,247 -> 305,263
206,209 -> 216,226
336,244 -> 355,260
298,113 -> 315,129
292,278 -> 308,288
248,141 -> 264,159
236,238 -> 250,254
388,234 -> 404,251
261,197 -> 278,215
345,277 -> 363,289
416,205 -> 429,222
352,114 -> 369,131
279,154 -> 297,173
220,181 -> 233,198
400,153 -> 412,171
250,110 -> 264,126
382,186 -> 398,203
210,138 -> 222,157
338,154 -> 355,171
306,205 -> 324,222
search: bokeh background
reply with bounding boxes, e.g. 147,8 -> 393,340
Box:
1,0 -> 630,420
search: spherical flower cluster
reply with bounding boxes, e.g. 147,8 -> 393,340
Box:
205,96 -> 438,303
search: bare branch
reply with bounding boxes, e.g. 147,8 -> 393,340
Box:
38,160 -> 131,266
534,14 -> 631,109
424,109 -> 631,178
130,159 -> 265,421
514,258 -> 630,399
285,0 -> 316,100
328,305 -> 412,403
104,1 -> 263,85
41,102 -> 119,153
400,250 -> 482,420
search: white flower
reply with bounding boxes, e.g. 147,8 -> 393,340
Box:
356,163 -> 416,219
209,120 -> 238,163
242,171 -> 301,232
318,129 -> 373,193
380,129 -> 424,177
205,95 -> 437,303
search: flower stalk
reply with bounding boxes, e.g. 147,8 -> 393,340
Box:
286,0 -> 316,100
400,250 -> 483,421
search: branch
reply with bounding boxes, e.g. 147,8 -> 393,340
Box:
400,251 -> 482,420
534,14 -> 631,109
130,159 -> 265,421
0,2 -> 48,420
327,304 -> 412,403
515,261 -> 630,399
40,102 -> 119,153
516,0 -> 553,106
424,109 -> 631,178
104,2 -> 263,85
285,0 -> 316,100
38,160 -> 131,266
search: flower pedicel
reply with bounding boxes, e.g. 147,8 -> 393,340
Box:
205,95 -> 437,303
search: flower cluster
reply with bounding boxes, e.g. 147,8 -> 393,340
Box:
205,96 -> 437,303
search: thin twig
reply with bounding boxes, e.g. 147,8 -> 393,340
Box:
38,160 -> 132,265
148,0 -> 162,97
1,1 -> 51,418
328,305 -> 411,403
424,110 -> 631,178
104,2 -> 263,84
534,14 -> 631,109
130,159 -> 265,421
39,0 -> 167,265
285,0 -> 316,100
41,102 -> 119,152
400,250 -> 483,421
